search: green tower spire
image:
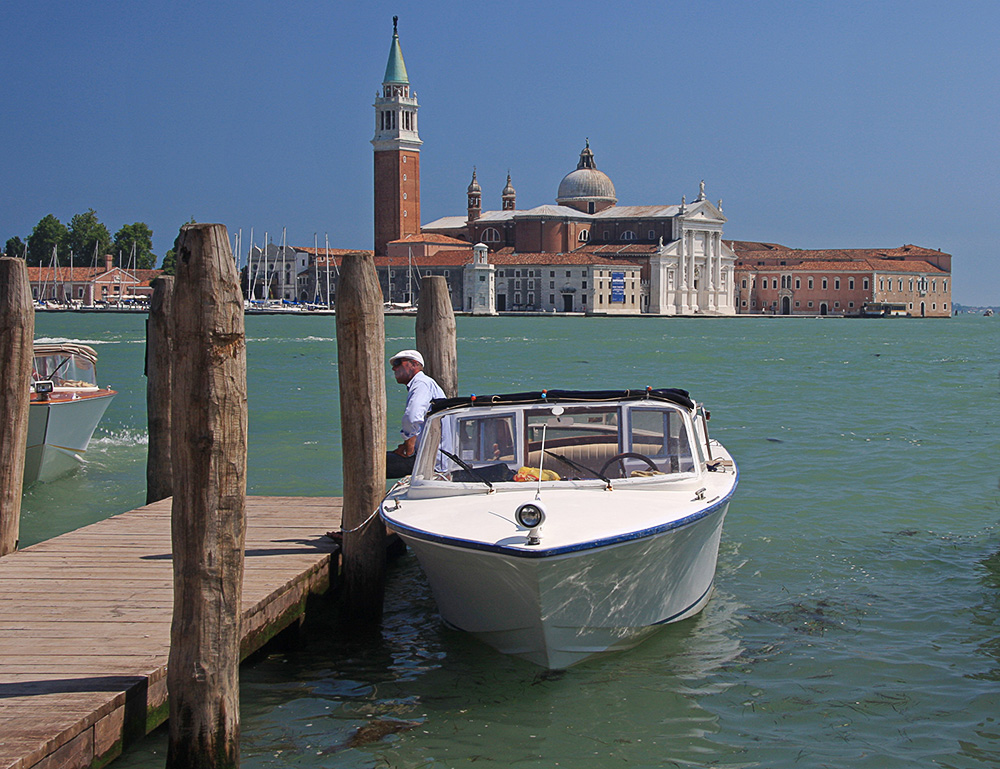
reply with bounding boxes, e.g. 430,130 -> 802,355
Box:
383,16 -> 409,85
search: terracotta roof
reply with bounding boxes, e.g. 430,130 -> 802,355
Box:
575,243 -> 660,256
738,258 -> 947,274
489,251 -> 644,267
732,242 -> 949,261
294,247 -> 373,257
387,233 -> 470,245
375,250 -> 474,268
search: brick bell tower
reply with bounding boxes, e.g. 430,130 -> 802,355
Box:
372,16 -> 422,256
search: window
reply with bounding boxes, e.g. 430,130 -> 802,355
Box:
566,271 -> 571,277
528,293 -> 534,305
808,278 -> 814,289
455,414 -> 516,465
549,294 -> 555,304
515,270 -> 521,277
579,230 -> 590,242
550,281 -> 555,289
550,271 -> 555,278
835,279 -> 841,290
604,231 -> 610,240
622,231 -> 635,241
863,278 -> 869,290
849,278 -> 854,290
482,228 -> 500,242
772,279 -> 778,289
742,279 -> 747,289
514,280 -> 521,289
795,278 -> 801,289
648,230 -> 656,240
822,278 -> 828,290
582,281 -> 587,289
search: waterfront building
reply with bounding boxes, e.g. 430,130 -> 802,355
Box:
732,242 -> 952,317
27,254 -> 160,306
367,20 -> 735,316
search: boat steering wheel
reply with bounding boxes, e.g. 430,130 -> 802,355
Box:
599,452 -> 659,479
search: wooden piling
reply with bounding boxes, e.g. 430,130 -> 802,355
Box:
335,252 -> 387,620
166,224 -> 247,769
415,274 -> 458,398
145,275 -> 174,505
0,258 -> 34,557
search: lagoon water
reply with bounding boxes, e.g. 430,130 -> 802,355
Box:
23,312 -> 1000,768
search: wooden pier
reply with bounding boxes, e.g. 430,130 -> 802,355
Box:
0,496 -> 343,769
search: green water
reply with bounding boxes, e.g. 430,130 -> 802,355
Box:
22,312 -> 1000,767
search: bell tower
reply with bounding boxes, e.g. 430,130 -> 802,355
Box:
372,16 -> 422,256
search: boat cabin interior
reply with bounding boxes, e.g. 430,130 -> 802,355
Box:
413,399 -> 702,485
32,345 -> 100,391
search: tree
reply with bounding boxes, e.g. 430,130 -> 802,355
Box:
68,209 -> 112,266
113,222 -> 156,269
27,215 -> 70,267
4,236 -> 26,259
160,248 -> 177,275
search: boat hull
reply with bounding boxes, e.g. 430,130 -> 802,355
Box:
397,499 -> 729,669
24,392 -> 116,484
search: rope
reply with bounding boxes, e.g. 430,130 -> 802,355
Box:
340,478 -> 407,535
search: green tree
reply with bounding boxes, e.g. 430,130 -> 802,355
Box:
113,222 -> 156,269
160,248 -> 177,275
68,209 -> 112,266
4,236 -> 26,258
27,214 -> 70,266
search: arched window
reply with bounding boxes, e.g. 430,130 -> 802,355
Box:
648,229 -> 656,240
482,228 -> 500,243
622,230 -> 635,241
578,230 -> 590,242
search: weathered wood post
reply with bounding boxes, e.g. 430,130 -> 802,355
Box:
145,275 -> 174,504
166,224 -> 247,769
0,258 -> 34,557
336,252 -> 386,620
415,275 -> 458,398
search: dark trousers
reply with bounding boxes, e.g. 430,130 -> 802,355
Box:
386,451 -> 416,479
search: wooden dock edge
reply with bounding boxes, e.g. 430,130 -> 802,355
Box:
0,496 -> 346,769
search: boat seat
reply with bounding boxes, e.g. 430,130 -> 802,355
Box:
527,441 -> 664,479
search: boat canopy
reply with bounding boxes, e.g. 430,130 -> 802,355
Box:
428,387 -> 694,416
32,344 -> 100,388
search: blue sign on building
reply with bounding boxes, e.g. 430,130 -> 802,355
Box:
611,272 -> 625,303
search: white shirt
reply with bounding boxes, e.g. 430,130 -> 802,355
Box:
400,370 -> 445,441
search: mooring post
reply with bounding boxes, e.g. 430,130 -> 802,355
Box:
415,274 -> 458,398
166,224 -> 247,769
336,252 -> 387,620
145,275 -> 174,505
0,258 -> 34,557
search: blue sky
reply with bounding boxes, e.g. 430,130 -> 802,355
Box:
3,0 -> 998,305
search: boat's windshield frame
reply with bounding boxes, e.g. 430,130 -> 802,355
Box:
411,400 -> 700,488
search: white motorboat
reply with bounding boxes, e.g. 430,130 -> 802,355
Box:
25,343 -> 116,484
380,388 -> 738,669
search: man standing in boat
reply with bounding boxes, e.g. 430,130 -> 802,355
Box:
387,349 -> 445,478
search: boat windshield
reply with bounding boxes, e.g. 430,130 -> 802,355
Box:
32,350 -> 98,388
414,401 -> 698,484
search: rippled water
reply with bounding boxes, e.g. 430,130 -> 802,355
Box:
23,312 -> 1000,767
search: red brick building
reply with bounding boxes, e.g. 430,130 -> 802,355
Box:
732,242 -> 952,317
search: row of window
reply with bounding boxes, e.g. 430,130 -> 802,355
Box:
741,299 -> 949,311
744,275 -> 948,293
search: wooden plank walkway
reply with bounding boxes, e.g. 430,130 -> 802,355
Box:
0,496 -> 343,769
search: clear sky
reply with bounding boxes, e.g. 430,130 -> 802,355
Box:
3,0 -> 998,305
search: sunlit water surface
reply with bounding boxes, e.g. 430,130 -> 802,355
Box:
23,312 -> 1000,768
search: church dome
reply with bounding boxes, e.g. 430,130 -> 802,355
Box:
556,141 -> 616,211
